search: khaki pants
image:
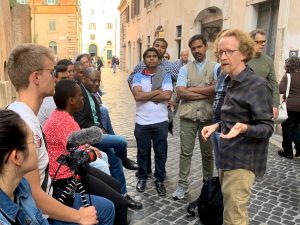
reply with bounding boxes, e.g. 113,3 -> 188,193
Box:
178,118 -> 214,188
220,169 -> 255,225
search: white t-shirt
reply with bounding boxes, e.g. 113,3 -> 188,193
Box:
38,96 -> 56,127
132,72 -> 173,125
8,102 -> 52,194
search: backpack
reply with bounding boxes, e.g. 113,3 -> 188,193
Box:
187,176 -> 223,225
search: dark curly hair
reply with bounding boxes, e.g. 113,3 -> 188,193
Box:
285,56 -> 300,73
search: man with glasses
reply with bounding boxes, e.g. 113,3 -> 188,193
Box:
247,29 -> 280,120
172,34 -> 220,200
202,29 -> 273,225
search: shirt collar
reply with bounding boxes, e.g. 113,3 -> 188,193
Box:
227,66 -> 253,87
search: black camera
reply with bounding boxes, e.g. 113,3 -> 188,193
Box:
56,142 -> 97,177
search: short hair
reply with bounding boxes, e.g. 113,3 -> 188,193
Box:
250,29 -> 266,39
57,59 -> 73,67
153,38 -> 168,49
54,64 -> 67,78
215,29 -> 255,63
54,79 -> 78,110
188,34 -> 207,48
75,53 -> 90,62
7,43 -> 55,91
143,47 -> 160,60
285,56 -> 300,73
82,67 -> 97,78
0,109 -> 27,173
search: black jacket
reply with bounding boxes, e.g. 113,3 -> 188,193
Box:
74,82 -> 104,129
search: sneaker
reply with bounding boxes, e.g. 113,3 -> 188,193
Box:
172,186 -> 189,200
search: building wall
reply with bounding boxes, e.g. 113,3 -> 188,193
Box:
118,0 -> 300,81
29,0 -> 81,60
0,1 -> 31,108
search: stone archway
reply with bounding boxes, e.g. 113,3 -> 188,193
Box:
195,6 -> 223,59
89,44 -> 98,57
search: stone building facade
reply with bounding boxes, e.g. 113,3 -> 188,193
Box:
0,0 -> 31,108
118,0 -> 300,81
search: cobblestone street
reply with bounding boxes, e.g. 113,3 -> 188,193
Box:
101,67 -> 300,225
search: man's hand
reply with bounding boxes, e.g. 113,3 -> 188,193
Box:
220,122 -> 248,139
272,107 -> 279,120
201,123 -> 219,141
78,206 -> 98,225
168,99 -> 177,110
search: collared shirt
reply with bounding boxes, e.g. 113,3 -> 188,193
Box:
176,59 -> 220,87
128,58 -> 180,84
219,67 -> 274,177
0,178 -> 49,225
213,73 -> 230,123
85,88 -> 100,126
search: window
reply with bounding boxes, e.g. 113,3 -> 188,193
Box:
47,0 -> 56,5
49,41 -> 57,54
91,9 -> 94,15
106,23 -> 113,30
147,36 -> 150,48
131,0 -> 140,18
89,23 -> 96,30
90,34 -> 95,40
126,6 -> 130,23
144,0 -> 152,8
17,0 -> 28,4
176,25 -> 182,38
107,40 -> 112,46
49,21 -> 56,31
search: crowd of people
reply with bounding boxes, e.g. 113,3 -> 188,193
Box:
0,27 -> 299,225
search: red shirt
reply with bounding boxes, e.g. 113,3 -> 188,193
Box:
43,109 -> 81,180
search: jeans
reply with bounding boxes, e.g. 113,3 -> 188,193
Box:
179,118 -> 214,188
134,121 -> 169,182
106,148 -> 127,194
211,131 -> 221,169
112,63 -> 117,73
50,193 -> 115,225
282,111 -> 300,155
100,105 -> 115,135
90,151 -> 111,175
98,134 -> 127,160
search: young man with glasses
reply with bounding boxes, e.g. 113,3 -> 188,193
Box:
247,29 -> 280,120
172,34 -> 220,200
202,29 -> 273,225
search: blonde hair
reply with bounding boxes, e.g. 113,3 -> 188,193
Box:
214,29 -> 255,63
7,43 -> 55,91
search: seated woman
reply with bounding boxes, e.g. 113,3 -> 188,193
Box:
43,79 -> 128,225
0,109 -> 48,224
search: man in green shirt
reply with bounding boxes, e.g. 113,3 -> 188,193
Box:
247,29 -> 280,119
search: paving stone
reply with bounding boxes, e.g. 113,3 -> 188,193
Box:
101,68 -> 300,225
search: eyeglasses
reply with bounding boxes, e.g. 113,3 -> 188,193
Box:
255,40 -> 266,45
214,50 -> 240,58
37,68 -> 55,77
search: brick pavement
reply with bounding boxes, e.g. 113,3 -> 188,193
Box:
101,67 -> 300,225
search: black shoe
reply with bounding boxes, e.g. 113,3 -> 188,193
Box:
136,179 -> 146,192
122,158 -> 139,170
155,182 -> 166,196
125,194 -> 143,209
278,150 -> 293,159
